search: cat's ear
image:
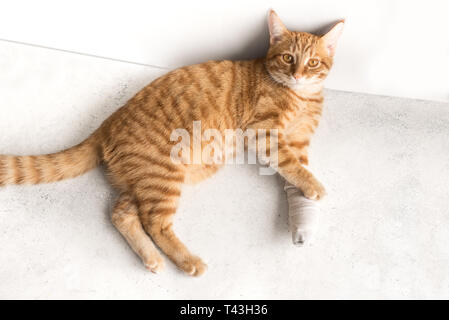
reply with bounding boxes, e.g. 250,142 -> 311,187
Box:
321,20 -> 345,56
268,10 -> 288,45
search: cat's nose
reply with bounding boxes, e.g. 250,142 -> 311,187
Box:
294,74 -> 301,80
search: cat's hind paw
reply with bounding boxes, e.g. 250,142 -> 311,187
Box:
179,256 -> 207,277
144,255 -> 165,274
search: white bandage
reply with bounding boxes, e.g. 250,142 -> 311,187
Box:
284,180 -> 320,246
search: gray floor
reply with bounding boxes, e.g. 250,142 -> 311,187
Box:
1,41 -> 449,299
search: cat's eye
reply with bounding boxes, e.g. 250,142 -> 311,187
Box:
308,58 -> 320,68
282,54 -> 294,64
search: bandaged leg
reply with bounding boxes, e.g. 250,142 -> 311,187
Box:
284,180 -> 320,246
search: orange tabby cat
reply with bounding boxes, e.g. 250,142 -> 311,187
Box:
0,10 -> 343,276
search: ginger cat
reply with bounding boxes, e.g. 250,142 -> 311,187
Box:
0,11 -> 343,276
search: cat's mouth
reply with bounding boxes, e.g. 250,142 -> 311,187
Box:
290,76 -> 317,86
269,72 -> 320,89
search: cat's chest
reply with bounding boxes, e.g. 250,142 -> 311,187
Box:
282,100 -> 322,137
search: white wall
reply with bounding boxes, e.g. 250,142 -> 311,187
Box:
0,0 -> 448,102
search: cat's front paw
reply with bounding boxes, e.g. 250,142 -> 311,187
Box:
302,177 -> 326,200
179,255 -> 207,277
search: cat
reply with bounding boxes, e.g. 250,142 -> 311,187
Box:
0,10 -> 343,276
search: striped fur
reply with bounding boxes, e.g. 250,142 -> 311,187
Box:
0,135 -> 99,186
0,10 -> 343,276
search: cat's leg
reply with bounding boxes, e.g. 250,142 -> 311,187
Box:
135,187 -> 207,277
278,138 -> 320,244
287,140 -> 310,166
284,179 -> 320,245
247,121 -> 324,200
111,192 -> 165,273
275,140 -> 326,200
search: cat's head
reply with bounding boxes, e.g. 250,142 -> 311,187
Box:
265,10 -> 344,91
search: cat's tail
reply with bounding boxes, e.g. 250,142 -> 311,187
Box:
0,134 -> 100,186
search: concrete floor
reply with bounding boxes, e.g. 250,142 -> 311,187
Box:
1,40 -> 449,299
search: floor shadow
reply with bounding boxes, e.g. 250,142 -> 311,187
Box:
245,160 -> 290,242
226,16 -> 270,62
273,173 -> 289,241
